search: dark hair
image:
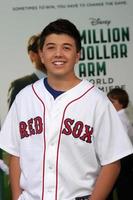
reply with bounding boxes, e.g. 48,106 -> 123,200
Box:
107,88 -> 129,108
27,35 -> 40,53
39,18 -> 81,52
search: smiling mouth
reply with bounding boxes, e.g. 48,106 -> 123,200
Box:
53,61 -> 66,66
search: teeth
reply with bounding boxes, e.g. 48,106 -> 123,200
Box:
54,61 -> 64,65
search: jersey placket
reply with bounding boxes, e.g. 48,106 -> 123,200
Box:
43,99 -> 63,200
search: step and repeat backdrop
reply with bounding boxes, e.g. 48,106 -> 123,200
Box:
0,0 -> 133,123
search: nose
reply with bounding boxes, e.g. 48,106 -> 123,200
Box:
55,47 -> 63,57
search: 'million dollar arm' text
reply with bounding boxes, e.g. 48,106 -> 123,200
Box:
78,27 -> 129,77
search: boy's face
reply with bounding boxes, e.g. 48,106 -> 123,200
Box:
39,33 -> 80,78
109,97 -> 123,111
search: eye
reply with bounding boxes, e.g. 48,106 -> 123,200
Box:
63,45 -> 71,50
45,43 -> 55,50
47,45 -> 55,49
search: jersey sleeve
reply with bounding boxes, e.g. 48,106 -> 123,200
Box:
94,99 -> 133,166
0,100 -> 20,157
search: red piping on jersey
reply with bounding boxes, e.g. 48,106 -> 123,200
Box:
55,85 -> 94,200
32,84 -> 46,200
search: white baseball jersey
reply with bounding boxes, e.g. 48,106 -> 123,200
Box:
0,78 -> 133,200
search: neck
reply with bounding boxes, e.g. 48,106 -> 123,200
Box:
47,75 -> 81,91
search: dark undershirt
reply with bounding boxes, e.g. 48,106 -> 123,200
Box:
44,78 -> 64,99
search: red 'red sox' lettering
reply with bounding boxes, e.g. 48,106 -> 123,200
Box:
62,118 -> 93,143
19,116 -> 43,139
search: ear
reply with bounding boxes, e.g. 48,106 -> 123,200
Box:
38,49 -> 44,64
75,52 -> 80,64
28,51 -> 36,63
119,103 -> 124,109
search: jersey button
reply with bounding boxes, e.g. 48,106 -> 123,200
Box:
48,165 -> 53,170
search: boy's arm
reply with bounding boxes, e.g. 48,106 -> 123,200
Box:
9,155 -> 22,200
90,160 -> 120,200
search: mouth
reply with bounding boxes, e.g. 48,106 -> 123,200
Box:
52,61 -> 66,66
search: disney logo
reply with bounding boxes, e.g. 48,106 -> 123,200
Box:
89,18 -> 111,26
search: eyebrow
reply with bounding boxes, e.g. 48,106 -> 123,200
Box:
45,42 -> 73,47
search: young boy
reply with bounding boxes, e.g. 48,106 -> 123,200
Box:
0,19 -> 133,200
108,88 -> 133,200
107,88 -> 133,144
